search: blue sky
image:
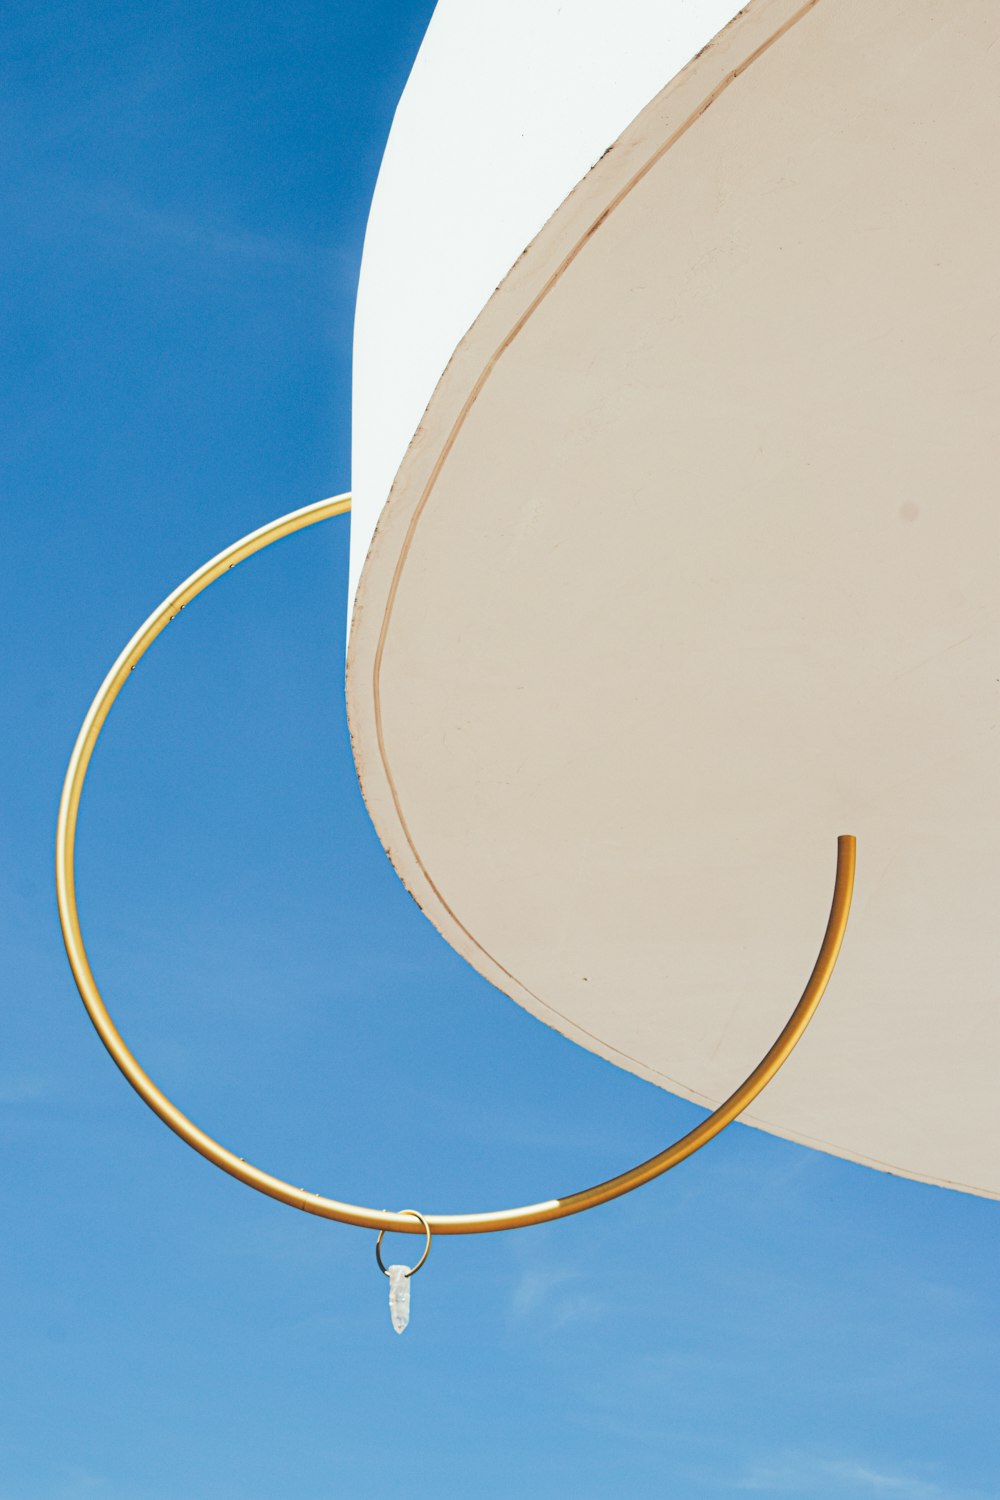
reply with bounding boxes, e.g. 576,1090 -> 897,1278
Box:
2,2 -> 999,1497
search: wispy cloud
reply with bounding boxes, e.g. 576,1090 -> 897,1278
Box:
6,167 -> 342,276
827,1462 -> 942,1496
733,1451 -> 981,1499
508,1261 -> 607,1331
54,1466 -> 109,1499
84,189 -> 318,269
0,1072 -> 57,1106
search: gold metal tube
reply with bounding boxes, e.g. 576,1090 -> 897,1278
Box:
56,492 -> 855,1235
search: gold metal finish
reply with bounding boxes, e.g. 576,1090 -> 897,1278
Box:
56,492 -> 856,1236
376,1211 -> 432,1276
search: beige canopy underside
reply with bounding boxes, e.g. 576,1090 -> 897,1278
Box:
347,0 -> 1000,1198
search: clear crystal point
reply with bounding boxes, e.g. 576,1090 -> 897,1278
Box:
388,1265 -> 411,1333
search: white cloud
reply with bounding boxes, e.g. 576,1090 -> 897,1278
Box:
0,1072 -> 56,1106
509,1262 -> 606,1330
733,1451 -> 980,1500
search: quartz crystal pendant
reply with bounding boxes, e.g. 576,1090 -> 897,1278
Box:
388,1265 -> 411,1334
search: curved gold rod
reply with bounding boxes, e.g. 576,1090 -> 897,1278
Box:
56,492 -> 856,1236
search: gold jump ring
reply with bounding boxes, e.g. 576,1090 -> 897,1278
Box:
375,1210 -> 432,1276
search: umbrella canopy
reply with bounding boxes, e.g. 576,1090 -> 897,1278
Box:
347,0 -> 1000,1199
